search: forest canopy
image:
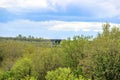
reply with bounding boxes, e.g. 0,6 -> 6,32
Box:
0,23 -> 120,80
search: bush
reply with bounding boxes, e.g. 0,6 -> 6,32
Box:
46,67 -> 90,80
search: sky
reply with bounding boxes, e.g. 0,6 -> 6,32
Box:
0,0 -> 120,39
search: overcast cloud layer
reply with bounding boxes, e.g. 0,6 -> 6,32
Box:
0,0 -> 120,17
0,0 -> 120,38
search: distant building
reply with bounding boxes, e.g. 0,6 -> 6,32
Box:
50,39 -> 62,47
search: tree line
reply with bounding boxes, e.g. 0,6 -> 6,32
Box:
0,35 -> 45,42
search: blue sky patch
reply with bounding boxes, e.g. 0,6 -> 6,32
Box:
0,0 -> 120,39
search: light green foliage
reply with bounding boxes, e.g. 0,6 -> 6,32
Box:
0,23 -> 120,80
12,57 -> 32,79
102,23 -> 110,37
93,24 -> 120,80
61,36 -> 89,68
0,40 -> 27,70
0,71 -> 14,80
46,67 -> 90,80
0,57 -> 35,80
31,47 -> 64,80
60,36 -> 91,77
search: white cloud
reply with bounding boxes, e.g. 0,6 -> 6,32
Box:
0,20 -> 120,32
50,21 -> 103,32
0,0 -> 120,17
2,0 -> 48,8
0,0 -> 49,13
93,29 -> 102,32
0,19 -> 120,38
82,29 -> 91,32
1,20 -> 119,33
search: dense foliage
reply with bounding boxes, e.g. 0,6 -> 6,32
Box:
0,23 -> 120,80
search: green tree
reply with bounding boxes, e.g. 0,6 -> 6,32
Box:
32,48 -> 64,80
17,34 -> 22,39
0,57 -> 33,80
102,23 -> 110,37
0,40 -> 26,71
46,67 -> 90,80
93,23 -> 120,80
11,57 -> 32,79
61,36 -> 90,77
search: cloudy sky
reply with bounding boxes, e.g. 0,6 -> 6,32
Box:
0,0 -> 120,39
